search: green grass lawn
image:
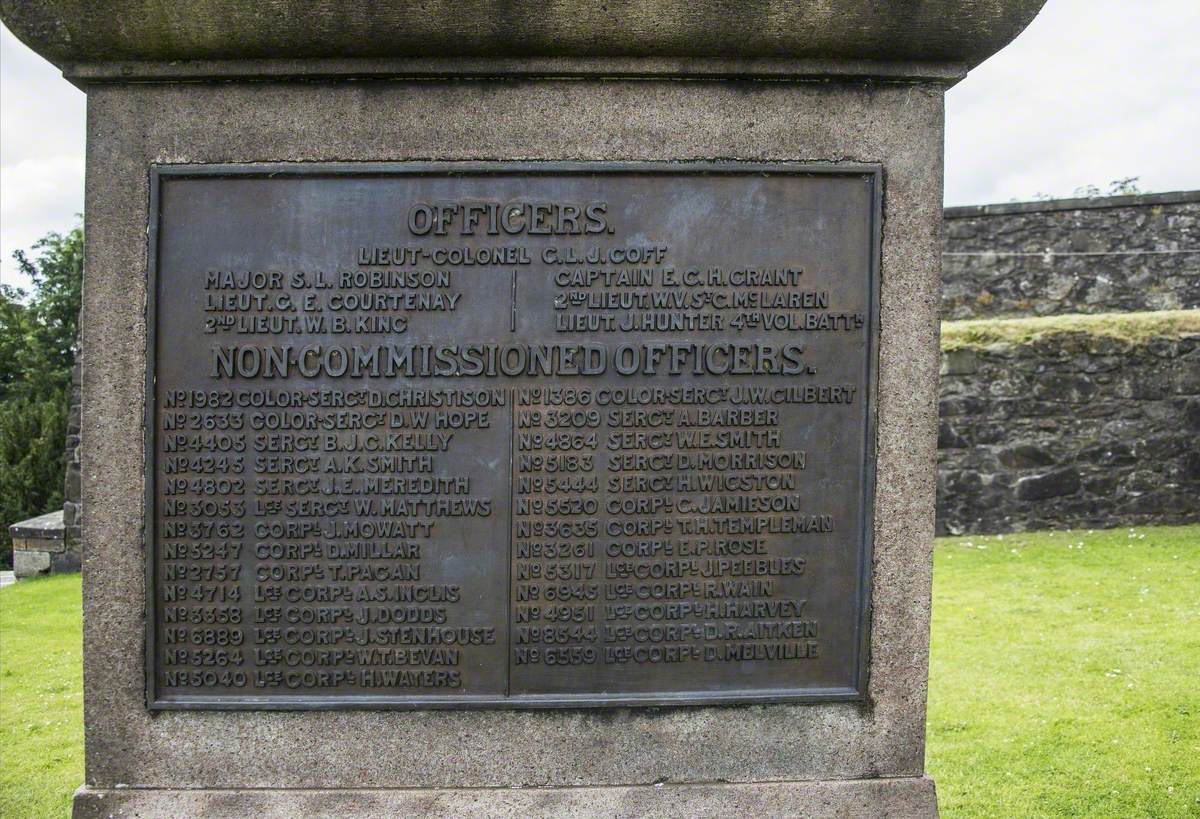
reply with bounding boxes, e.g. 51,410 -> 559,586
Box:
928,525 -> 1200,818
0,574 -> 83,819
0,525 -> 1197,818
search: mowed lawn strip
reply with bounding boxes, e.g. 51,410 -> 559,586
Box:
928,525 -> 1200,818
0,574 -> 83,819
0,526 -> 1197,817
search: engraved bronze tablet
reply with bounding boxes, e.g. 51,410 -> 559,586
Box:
146,162 -> 880,709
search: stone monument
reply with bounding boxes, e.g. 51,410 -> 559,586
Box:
1,2 -> 1046,816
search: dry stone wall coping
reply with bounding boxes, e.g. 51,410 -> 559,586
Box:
942,191 -> 1200,320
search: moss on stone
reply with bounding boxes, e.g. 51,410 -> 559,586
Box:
940,310 -> 1200,351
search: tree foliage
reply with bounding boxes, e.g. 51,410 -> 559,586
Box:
1072,177 -> 1145,199
4,224 -> 83,399
1027,177 -> 1149,203
0,223 -> 82,567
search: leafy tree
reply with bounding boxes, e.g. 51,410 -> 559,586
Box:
0,222 -> 82,567
0,396 -> 67,565
0,286 -> 33,396
7,224 -> 83,398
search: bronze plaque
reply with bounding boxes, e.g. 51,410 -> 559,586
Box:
146,162 -> 880,709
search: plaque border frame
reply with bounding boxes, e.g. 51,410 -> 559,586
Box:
144,161 -> 882,711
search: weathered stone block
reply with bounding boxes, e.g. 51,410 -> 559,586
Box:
1033,373 -> 1096,402
13,549 -> 51,578
1015,467 -> 1081,501
1077,442 -> 1136,467
938,420 -> 969,449
997,443 -> 1056,469
1183,451 -> 1200,480
1184,399 -> 1200,430
939,395 -> 986,417
1123,470 -> 1163,494
1083,473 -> 1121,496
940,348 -> 978,376
1175,363 -> 1200,395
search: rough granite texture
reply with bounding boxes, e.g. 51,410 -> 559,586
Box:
64,348 -> 82,553
936,331 -> 1200,535
3,0 -> 1044,68
78,79 -> 944,803
73,777 -> 938,818
942,192 -> 1200,319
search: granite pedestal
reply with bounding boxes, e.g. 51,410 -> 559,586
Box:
0,3 -> 1047,816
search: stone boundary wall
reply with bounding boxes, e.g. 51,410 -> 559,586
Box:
936,319 -> 1200,535
942,191 -> 1200,320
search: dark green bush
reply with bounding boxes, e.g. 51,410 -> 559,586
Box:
0,392 -> 67,567
1,223 -> 82,568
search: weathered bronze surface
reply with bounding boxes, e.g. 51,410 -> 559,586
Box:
147,162 -> 880,709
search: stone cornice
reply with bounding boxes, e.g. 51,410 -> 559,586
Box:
2,0 -> 1046,82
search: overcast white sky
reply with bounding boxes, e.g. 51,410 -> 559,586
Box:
2,0 -> 1198,289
